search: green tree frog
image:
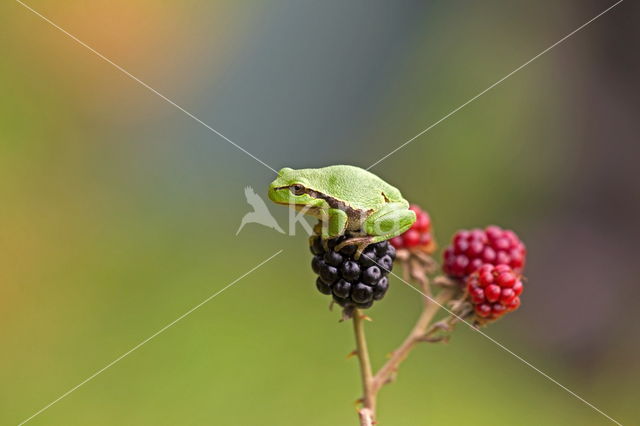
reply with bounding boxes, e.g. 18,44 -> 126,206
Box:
268,165 -> 416,257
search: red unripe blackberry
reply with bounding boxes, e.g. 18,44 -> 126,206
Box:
476,304 -> 492,318
512,280 -> 523,296
497,271 -> 517,287
443,225 -> 526,278
500,288 -> 516,304
309,233 -> 396,310
507,296 -> 521,311
390,204 -> 436,252
484,284 -> 501,303
401,229 -> 421,248
466,264 -> 524,322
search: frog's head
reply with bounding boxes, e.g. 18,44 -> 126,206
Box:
268,167 -> 317,207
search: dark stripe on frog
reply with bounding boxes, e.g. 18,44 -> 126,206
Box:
275,185 -> 372,220
303,188 -> 372,220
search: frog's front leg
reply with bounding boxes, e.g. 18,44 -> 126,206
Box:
319,208 -> 348,248
335,203 -> 415,258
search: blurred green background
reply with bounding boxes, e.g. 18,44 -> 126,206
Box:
1,0 -> 638,425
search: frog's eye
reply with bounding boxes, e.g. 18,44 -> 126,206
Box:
290,184 -> 305,195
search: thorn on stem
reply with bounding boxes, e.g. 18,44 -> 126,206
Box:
433,275 -> 459,288
429,320 -> 452,333
418,335 -> 450,344
386,372 -> 398,384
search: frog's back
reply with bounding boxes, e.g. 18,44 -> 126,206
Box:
303,165 -> 406,210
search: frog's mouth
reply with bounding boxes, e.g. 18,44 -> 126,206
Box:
269,186 -> 306,205
268,186 -> 323,218
272,200 -> 304,207
267,186 -> 288,204
272,199 -> 319,213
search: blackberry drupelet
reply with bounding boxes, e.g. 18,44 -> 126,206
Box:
309,232 -> 396,310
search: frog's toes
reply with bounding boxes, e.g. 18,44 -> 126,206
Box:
335,238 -> 358,253
354,244 -> 368,260
335,237 -> 375,260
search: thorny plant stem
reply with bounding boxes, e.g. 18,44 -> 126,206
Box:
372,288 -> 455,393
353,309 -> 376,426
352,280 -> 457,425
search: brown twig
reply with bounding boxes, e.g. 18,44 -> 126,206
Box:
371,287 -> 455,393
351,250 -> 462,424
353,309 -> 376,425
357,408 -> 374,426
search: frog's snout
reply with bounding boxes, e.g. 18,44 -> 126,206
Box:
267,184 -> 279,202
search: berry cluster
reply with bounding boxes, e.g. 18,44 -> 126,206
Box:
310,233 -> 396,310
466,264 -> 523,321
390,205 -> 434,252
443,225 -> 526,278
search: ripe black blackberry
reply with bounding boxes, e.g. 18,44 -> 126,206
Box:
310,232 -> 396,310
